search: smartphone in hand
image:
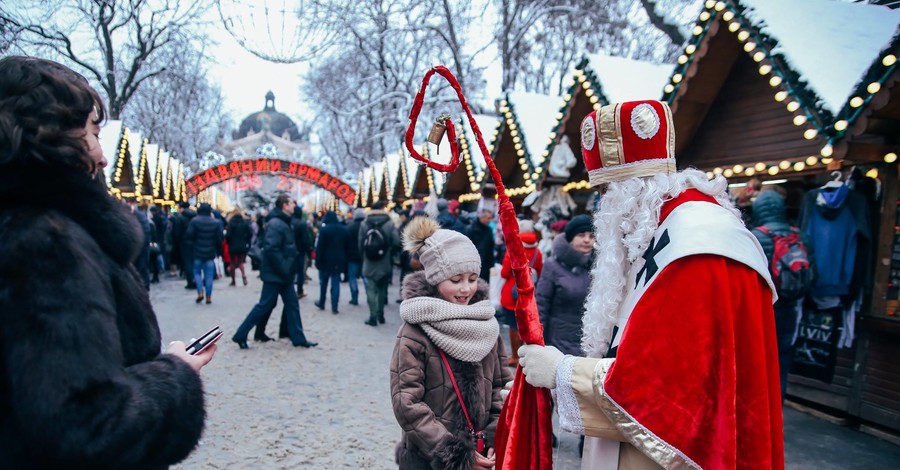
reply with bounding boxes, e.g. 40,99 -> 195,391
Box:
185,326 -> 223,355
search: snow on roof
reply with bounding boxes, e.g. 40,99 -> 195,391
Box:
584,53 -> 674,102
99,120 -> 122,183
360,167 -> 371,199
145,144 -> 160,183
372,160 -> 385,196
126,129 -> 143,174
506,91 -> 564,167
403,154 -> 419,196
739,0 -> 900,115
385,150 -> 402,193
462,114 -> 500,179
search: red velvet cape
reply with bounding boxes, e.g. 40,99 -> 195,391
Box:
603,195 -> 785,469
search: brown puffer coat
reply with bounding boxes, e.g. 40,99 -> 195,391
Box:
390,271 -> 512,469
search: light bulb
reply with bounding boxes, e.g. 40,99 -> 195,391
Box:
850,96 -> 864,108
793,162 -> 805,171
755,162 -> 766,172
885,152 -> 898,163
804,129 -> 818,140
834,120 -> 848,132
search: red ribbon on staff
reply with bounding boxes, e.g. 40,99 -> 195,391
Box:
404,65 -> 554,470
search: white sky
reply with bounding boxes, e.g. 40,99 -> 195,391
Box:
206,1 -> 502,126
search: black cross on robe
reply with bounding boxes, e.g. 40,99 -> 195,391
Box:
635,229 -> 670,288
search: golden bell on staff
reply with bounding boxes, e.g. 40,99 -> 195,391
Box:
427,113 -> 452,146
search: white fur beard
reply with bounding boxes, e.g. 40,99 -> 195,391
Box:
579,169 -> 736,357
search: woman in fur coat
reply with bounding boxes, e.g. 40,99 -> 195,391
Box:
0,56 -> 215,469
390,217 -> 512,470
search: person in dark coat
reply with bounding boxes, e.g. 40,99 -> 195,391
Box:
466,208 -> 496,281
315,210 -> 351,313
175,204 -> 197,289
536,216 -> 595,357
0,56 -> 214,468
186,202 -> 224,304
225,209 -> 252,286
750,189 -> 813,401
359,201 -> 400,326
232,195 -> 317,349
346,208 -> 366,305
292,206 -> 312,299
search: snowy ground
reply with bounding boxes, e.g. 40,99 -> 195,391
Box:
151,266 -> 900,469
152,268 -> 584,469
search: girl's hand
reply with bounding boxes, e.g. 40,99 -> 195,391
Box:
473,449 -> 496,469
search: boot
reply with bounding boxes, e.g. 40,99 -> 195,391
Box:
508,329 -> 523,367
243,275 -> 248,286
195,292 -> 204,304
229,278 -> 236,286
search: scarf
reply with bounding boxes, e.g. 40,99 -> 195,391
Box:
399,297 -> 499,362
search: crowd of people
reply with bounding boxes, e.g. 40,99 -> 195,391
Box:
0,55 -> 787,469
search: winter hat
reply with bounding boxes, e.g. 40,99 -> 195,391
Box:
197,202 -> 212,216
436,198 -> 449,211
403,216 -> 481,285
353,208 -> 366,221
518,219 -> 537,248
448,199 -> 460,216
565,214 -> 593,242
518,219 -> 535,234
550,219 -> 569,233
580,100 -> 675,187
521,232 -> 538,249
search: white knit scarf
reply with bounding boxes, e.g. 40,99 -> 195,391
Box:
399,298 -> 499,362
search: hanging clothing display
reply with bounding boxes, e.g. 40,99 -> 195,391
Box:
800,184 -> 871,299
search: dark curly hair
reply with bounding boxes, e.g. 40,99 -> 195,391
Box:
0,56 -> 106,173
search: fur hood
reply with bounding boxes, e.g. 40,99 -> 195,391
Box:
401,270 -> 490,303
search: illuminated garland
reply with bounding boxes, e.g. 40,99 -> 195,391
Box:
663,0 -> 899,161
496,96 -> 537,193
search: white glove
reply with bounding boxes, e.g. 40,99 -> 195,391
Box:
518,344 -> 564,389
500,380 -> 514,402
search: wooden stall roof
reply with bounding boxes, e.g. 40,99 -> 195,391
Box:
536,54 -> 674,191
163,153 -> 176,204
99,120 -> 123,188
443,115 -> 500,200
135,139 -> 154,201
662,0 -> 900,179
110,126 -> 137,196
487,91 -> 562,199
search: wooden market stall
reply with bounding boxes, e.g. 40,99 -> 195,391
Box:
484,91 -> 562,210
662,0 -> 900,432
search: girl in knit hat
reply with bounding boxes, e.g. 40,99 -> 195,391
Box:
390,216 -> 511,470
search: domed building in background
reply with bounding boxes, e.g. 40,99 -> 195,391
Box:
224,91 -> 310,160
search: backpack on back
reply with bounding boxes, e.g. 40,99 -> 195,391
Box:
363,220 -> 388,261
757,226 -> 812,301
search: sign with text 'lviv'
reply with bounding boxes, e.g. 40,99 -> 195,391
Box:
184,158 -> 356,206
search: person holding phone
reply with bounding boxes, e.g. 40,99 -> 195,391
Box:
0,56 -> 216,468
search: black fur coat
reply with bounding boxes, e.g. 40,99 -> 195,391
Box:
390,271 -> 511,470
0,163 -> 205,469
